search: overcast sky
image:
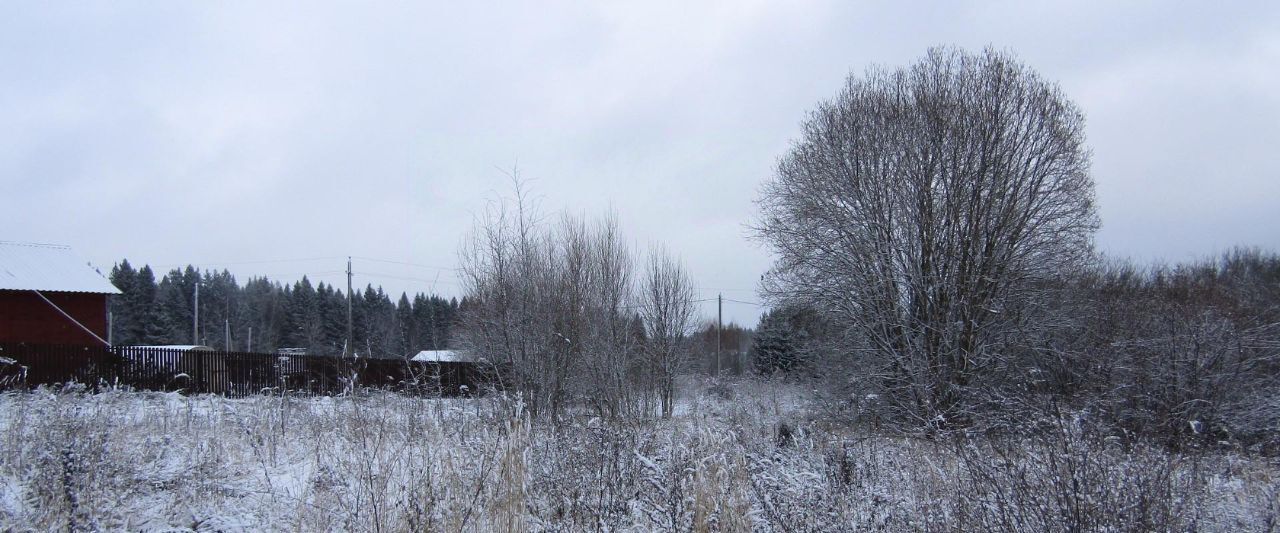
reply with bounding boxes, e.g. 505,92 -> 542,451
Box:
3,1 -> 1277,325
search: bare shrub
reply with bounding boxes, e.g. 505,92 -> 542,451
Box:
953,412 -> 1208,532
1037,251 -> 1280,446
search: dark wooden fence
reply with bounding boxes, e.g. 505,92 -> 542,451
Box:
0,342 -> 499,397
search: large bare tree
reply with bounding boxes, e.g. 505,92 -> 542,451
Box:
755,47 -> 1099,428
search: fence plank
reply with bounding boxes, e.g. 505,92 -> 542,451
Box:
0,343 -> 500,397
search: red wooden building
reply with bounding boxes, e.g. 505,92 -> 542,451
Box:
0,242 -> 121,345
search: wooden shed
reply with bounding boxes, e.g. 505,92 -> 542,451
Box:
0,241 -> 121,346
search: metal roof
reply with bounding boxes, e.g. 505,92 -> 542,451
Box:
411,350 -> 463,362
0,241 -> 122,294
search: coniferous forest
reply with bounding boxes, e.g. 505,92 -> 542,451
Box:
106,260 -> 460,357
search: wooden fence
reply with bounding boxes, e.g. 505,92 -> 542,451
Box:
0,342 -> 498,397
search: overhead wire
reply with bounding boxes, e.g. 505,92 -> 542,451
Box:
151,256 -> 346,268
131,255 -> 762,310
350,256 -> 460,271
354,271 -> 461,286
695,286 -> 756,293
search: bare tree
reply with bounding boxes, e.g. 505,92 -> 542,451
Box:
459,177 -> 698,420
639,246 -> 697,418
458,175 -> 564,416
553,212 -> 647,418
755,47 -> 1099,428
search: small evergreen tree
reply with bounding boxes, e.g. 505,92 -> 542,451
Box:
750,304 -> 829,375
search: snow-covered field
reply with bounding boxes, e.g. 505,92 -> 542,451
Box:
0,380 -> 1275,531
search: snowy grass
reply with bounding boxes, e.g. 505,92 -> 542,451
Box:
0,380 -> 1275,531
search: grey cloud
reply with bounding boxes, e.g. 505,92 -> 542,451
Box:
2,1 -> 1277,325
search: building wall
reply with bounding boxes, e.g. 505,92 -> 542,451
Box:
0,290 -> 109,345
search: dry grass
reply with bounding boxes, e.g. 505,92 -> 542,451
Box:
0,380 -> 1275,531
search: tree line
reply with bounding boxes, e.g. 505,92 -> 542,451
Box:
107,260 -> 460,357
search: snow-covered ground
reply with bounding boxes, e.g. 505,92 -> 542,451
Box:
0,380 -> 1275,531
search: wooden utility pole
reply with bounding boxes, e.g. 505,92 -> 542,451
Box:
716,293 -> 722,376
346,257 -> 354,357
193,279 -> 199,345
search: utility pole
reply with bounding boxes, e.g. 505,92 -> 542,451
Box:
346,257 -> 353,358
716,293 -> 722,376
247,326 -> 253,352
224,319 -> 230,351
193,279 -> 199,345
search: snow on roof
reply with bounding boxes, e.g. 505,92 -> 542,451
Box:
127,345 -> 214,351
0,241 -> 121,294
411,350 -> 463,362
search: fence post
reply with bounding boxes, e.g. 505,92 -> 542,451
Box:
195,349 -> 206,394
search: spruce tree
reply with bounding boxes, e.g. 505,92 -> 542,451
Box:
156,268 -> 197,344
108,260 -> 138,344
750,305 -> 828,375
396,293 -> 413,357
134,266 -> 166,344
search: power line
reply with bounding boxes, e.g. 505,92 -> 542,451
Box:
145,269 -> 347,281
615,297 -> 717,311
137,255 -> 760,306
151,256 -> 345,268
235,270 -> 347,280
152,255 -> 459,273
350,256 -> 460,271
355,271 -> 462,286
695,286 -> 756,293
